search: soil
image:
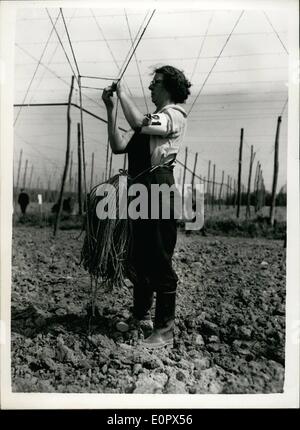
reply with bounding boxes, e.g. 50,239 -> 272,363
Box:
11,226 -> 286,394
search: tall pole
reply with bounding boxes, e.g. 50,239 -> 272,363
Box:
109,152 -> 113,178
69,150 -> 73,192
233,179 -> 237,208
255,162 -> 261,212
28,165 -> 34,189
191,152 -> 198,194
74,173 -> 77,194
257,170 -> 263,212
77,123 -> 83,215
123,153 -> 127,170
246,146 -> 255,219
226,174 -> 230,207
105,140 -> 110,180
54,76 -> 74,236
90,152 -> 94,189
16,149 -> 23,190
218,170 -> 224,210
211,163 -> 216,210
22,159 -> 28,189
229,176 -> 232,206
207,160 -> 211,207
270,116 -> 281,226
181,147 -> 188,214
236,128 -> 244,218
47,175 -> 51,202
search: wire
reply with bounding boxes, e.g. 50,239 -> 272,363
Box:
280,97 -> 288,116
81,85 -> 105,90
14,11 -> 61,127
19,30 -> 288,44
90,8 -> 147,97
46,8 -> 79,85
31,9 -> 78,105
124,8 -> 149,112
15,44 -> 105,112
80,75 -> 117,80
177,159 -> 235,191
190,12 -> 214,83
118,10 -> 156,81
60,8 -> 81,76
263,12 -> 289,55
15,133 -> 65,170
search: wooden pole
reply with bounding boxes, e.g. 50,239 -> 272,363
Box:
233,179 -> 237,208
77,123 -> 83,215
47,175 -> 51,202
69,150 -> 73,192
16,148 -> 23,190
22,159 -> 28,189
207,160 -> 211,207
74,173 -> 77,194
191,152 -> 198,194
211,163 -> 216,210
90,152 -> 94,189
109,152 -> 113,178
226,174 -> 230,207
53,75 -> 74,236
246,146 -> 255,218
236,128 -> 244,218
105,140 -> 110,180
270,116 -> 281,226
218,170 -> 224,210
28,165 -> 34,190
255,162 -> 261,212
257,170 -> 263,211
181,147 -> 188,214
123,153 -> 127,171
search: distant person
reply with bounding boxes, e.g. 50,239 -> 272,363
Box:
18,189 -> 29,215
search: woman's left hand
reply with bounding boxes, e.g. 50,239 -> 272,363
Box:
116,80 -> 127,97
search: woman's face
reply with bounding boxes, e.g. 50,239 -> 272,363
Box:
148,73 -> 170,107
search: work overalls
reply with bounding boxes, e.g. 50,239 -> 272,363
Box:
126,131 -> 178,330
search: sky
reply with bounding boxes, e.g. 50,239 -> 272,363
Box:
13,5 -> 290,193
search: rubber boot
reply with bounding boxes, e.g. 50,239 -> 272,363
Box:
132,279 -> 154,322
142,291 -> 176,349
116,280 -> 154,333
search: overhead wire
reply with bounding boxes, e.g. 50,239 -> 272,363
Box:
90,8 -> 136,96
118,10 -> 156,81
190,11 -> 214,83
263,12 -> 289,55
124,8 -> 149,112
46,8 -> 79,85
14,11 -> 61,127
30,9 -> 78,105
60,8 -> 81,76
263,12 -> 288,120
187,10 -> 245,115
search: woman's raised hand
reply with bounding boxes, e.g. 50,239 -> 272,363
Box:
102,86 -> 115,109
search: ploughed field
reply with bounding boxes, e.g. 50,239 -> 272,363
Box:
11,226 -> 286,394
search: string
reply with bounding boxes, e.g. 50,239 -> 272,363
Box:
187,11 -> 245,116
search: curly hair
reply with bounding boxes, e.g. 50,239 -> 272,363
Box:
153,65 -> 191,103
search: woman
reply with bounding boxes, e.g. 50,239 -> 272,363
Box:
102,65 -> 191,348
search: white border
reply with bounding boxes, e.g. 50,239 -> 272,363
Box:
1,0 -> 299,410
